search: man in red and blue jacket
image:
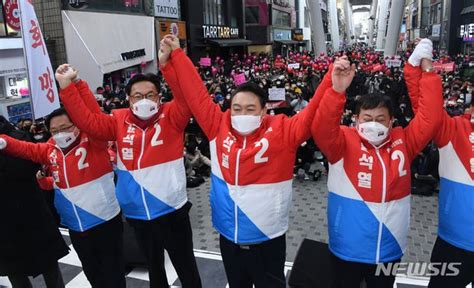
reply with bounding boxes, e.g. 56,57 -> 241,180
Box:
0,75 -> 125,288
405,40 -> 474,288
57,42 -> 201,287
311,41 -> 443,287
163,34 -> 333,287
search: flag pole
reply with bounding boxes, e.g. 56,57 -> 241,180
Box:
17,0 -> 36,120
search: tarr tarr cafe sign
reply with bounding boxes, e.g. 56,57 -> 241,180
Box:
202,25 -> 239,39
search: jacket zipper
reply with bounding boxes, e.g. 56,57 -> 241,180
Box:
137,127 -> 151,220
234,136 -> 247,243
59,148 -> 84,232
375,148 -> 387,263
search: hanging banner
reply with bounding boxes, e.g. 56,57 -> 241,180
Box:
19,0 -> 60,119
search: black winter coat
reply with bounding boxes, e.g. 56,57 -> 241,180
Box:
0,117 -> 69,277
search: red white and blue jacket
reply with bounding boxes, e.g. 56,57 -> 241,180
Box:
311,71 -> 443,264
169,49 -> 333,244
1,81 -> 120,232
405,64 -> 474,252
60,65 -> 191,221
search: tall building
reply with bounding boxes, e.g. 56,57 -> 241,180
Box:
245,0 -> 303,56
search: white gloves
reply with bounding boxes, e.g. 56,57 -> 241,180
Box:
0,138 -> 7,150
408,39 -> 433,67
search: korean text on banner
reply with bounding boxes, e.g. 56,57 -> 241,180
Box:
19,0 -> 60,119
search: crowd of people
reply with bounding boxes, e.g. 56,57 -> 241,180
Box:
0,36 -> 472,288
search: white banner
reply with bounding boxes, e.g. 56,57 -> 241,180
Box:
154,0 -> 179,19
268,87 -> 286,101
385,59 -> 402,68
19,0 -> 60,119
288,63 -> 300,69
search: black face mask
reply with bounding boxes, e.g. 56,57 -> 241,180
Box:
22,125 -> 32,132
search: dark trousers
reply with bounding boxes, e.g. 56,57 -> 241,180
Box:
128,202 -> 202,288
69,214 -> 126,288
329,251 -> 398,288
428,236 -> 474,288
219,234 -> 287,288
8,262 -> 64,288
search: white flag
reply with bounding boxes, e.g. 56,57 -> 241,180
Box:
19,0 -> 60,119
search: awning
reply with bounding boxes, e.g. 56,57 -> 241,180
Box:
207,39 -> 252,47
62,10 -> 156,91
275,40 -> 300,45
461,5 -> 474,15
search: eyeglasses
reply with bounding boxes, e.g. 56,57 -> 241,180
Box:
130,92 -> 159,101
50,124 -> 75,135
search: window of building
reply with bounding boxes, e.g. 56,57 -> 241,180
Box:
63,0 -> 144,14
204,0 -> 225,26
272,9 -> 290,27
246,6 -> 259,24
429,3 -> 441,24
304,7 -> 310,28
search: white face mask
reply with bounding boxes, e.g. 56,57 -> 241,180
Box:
54,128 -> 79,149
357,121 -> 390,146
132,99 -> 158,120
231,115 -> 262,136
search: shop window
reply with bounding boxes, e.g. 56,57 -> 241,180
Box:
245,6 -> 259,24
272,9 -> 290,27
203,0 -> 225,26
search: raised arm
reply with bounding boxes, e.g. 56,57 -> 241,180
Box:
75,79 -> 102,114
404,63 -> 422,114
311,57 -> 355,164
283,65 -> 333,148
56,65 -> 117,141
404,60 -> 443,161
159,36 -> 192,131
165,36 -> 223,140
0,134 -> 50,164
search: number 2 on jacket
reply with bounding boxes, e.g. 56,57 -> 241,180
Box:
76,147 -> 89,170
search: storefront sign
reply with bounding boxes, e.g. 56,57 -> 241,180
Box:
460,24 -> 474,41
274,29 -> 291,41
121,49 -> 146,61
4,0 -> 20,31
154,0 -> 179,19
202,25 -> 239,39
292,29 -> 303,41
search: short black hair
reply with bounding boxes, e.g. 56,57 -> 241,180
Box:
355,93 -> 394,117
45,107 -> 70,130
125,73 -> 161,96
231,81 -> 268,109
